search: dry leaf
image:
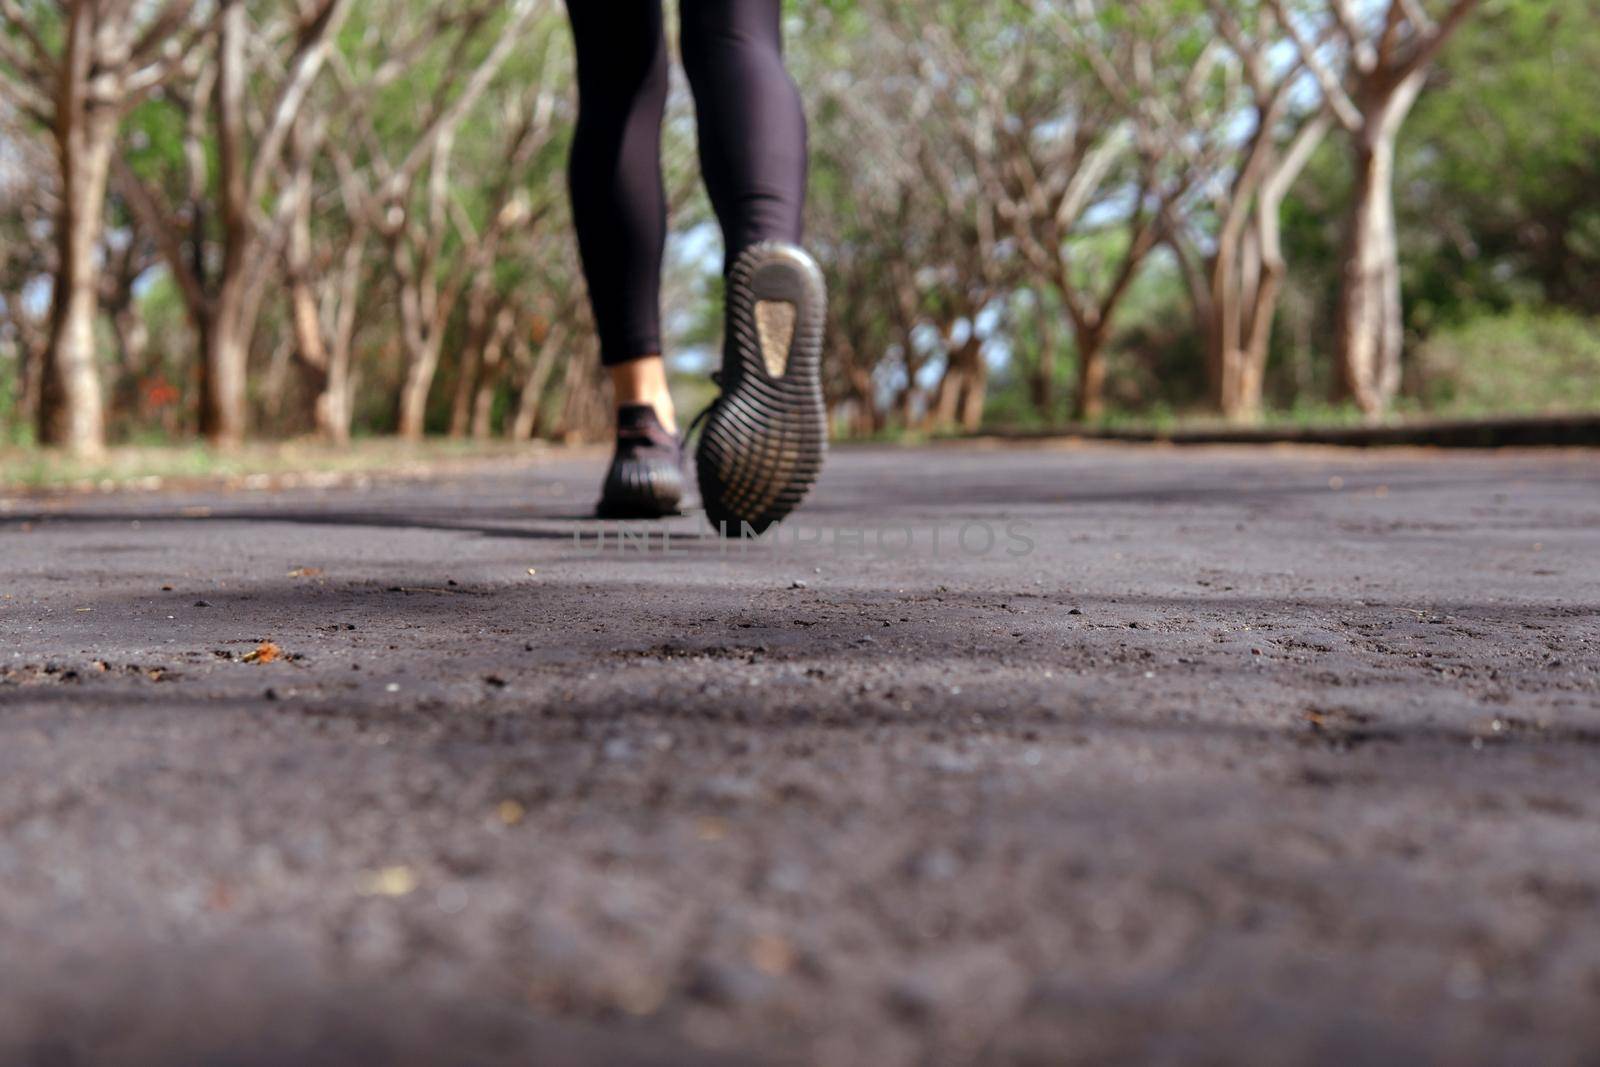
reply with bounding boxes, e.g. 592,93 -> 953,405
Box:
749,934 -> 795,977
362,866 -> 418,898
242,641 -> 282,664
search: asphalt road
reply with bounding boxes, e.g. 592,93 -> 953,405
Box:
2,441 -> 1598,1066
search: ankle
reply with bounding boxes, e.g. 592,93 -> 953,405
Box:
620,392 -> 676,435
609,356 -> 678,434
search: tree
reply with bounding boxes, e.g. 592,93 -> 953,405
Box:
0,96 -> 56,437
321,0 -> 543,439
117,0 -> 351,447
0,0 -> 204,455
1271,0 -> 1479,415
1021,0 -> 1226,421
283,112 -> 366,442
1163,0 -> 1333,420
1398,0 -> 1600,320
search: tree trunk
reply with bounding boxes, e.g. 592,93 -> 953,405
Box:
1073,325 -> 1107,423
199,0 -> 252,448
957,355 -> 986,433
314,371 -> 351,444
1334,141 -> 1403,415
1206,192 -> 1260,423
449,347 -> 480,438
1214,338 -> 1268,422
16,320 -> 47,431
108,297 -> 150,429
929,371 -> 963,430
470,308 -> 513,440
39,114 -> 113,455
198,295 -> 249,446
1214,230 -> 1278,424
1030,306 -> 1056,421
1335,77 -> 1423,418
555,343 -> 608,443
396,340 -> 441,440
290,279 -> 353,445
450,287 -> 495,438
929,335 -> 983,431
510,326 -> 562,441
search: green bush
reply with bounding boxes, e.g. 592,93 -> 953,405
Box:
0,351 -> 27,447
1410,308 -> 1600,415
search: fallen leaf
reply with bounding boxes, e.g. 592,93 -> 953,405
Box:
287,567 -> 325,579
242,641 -> 282,664
749,934 -> 795,977
207,882 -> 235,912
362,866 -> 418,898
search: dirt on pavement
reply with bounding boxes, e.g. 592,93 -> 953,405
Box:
2,441 -> 1597,1065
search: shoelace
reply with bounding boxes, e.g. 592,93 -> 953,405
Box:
681,370 -> 724,457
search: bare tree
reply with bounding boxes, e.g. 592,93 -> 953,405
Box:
283,116 -> 367,442
319,0 -> 544,439
98,194 -> 161,427
0,0 -> 204,454
1162,0 -> 1333,420
809,87 -> 938,428
0,97 -> 56,435
445,71 -> 567,439
830,4 -> 1012,432
1271,0 -> 1479,414
506,265 -> 584,442
1011,0 -> 1235,425
116,0 -> 351,447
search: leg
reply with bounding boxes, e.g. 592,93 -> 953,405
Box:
567,2 -> 683,517
608,357 -> 674,432
679,0 -> 808,267
680,1 -> 824,535
564,0 -> 672,393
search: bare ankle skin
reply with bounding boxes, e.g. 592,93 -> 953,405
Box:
608,355 -> 678,434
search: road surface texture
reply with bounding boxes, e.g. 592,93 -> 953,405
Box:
2,441 -> 1597,1066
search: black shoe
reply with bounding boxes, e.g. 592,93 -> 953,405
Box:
694,241 -> 827,536
596,404 -> 684,519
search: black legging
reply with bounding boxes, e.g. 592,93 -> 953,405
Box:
564,0 -> 808,367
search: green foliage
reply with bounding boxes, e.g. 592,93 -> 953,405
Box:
1398,0 -> 1600,320
0,349 -> 25,446
1411,308 -> 1600,415
8,0 -> 1599,452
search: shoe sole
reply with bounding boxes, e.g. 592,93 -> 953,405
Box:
696,241 -> 827,536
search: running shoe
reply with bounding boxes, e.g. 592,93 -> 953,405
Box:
694,241 -> 827,535
596,403 -> 684,519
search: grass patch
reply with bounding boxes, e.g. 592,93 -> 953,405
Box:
0,438 -> 545,492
